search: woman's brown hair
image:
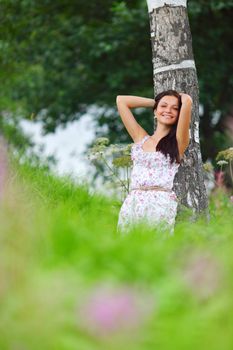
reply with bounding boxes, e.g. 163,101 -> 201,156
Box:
153,90 -> 182,164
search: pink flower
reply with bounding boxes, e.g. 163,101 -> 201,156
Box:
78,283 -> 155,338
0,136 -> 9,201
182,252 -> 223,300
230,196 -> 233,203
215,170 -> 225,187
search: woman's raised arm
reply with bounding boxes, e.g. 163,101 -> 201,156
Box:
176,93 -> 193,158
116,95 -> 154,142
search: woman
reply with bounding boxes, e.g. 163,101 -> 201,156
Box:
116,90 -> 192,234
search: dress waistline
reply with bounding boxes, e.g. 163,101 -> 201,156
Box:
130,185 -> 172,193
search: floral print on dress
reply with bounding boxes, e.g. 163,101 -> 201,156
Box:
117,134 -> 180,235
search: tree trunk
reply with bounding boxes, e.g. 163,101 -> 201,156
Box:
146,0 -> 209,218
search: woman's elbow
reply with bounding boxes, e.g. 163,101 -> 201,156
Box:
116,95 -> 123,104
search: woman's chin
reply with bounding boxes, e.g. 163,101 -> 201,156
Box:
159,120 -> 176,126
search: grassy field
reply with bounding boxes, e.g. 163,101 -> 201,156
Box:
1,157 -> 233,350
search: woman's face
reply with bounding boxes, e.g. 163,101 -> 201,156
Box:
154,95 -> 180,125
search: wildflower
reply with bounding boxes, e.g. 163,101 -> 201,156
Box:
216,147 -> 233,161
215,170 -> 225,187
217,160 -> 228,166
230,196 -> 233,203
94,137 -> 110,146
0,136 -> 9,201
78,283 -> 155,338
182,252 -> 222,301
112,155 -> 132,168
203,161 -> 213,173
122,143 -> 133,156
87,137 -> 133,198
86,152 -> 100,161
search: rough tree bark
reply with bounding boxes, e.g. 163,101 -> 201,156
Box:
146,0 -> 209,218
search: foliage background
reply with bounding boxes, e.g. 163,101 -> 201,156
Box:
0,0 -> 232,163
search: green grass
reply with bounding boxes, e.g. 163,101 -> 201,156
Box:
1,157 -> 233,350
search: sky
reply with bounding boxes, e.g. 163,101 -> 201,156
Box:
20,113 -> 96,182
19,114 -> 120,198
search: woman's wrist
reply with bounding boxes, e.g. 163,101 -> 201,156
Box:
179,93 -> 193,105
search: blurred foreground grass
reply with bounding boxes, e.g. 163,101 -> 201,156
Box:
0,158 -> 233,350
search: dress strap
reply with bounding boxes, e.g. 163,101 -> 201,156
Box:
139,134 -> 150,145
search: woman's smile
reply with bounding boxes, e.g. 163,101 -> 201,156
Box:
162,113 -> 174,119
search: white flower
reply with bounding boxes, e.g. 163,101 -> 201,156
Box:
94,137 -> 109,146
217,160 -> 228,166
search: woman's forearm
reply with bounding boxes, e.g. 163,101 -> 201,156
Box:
116,95 -> 154,109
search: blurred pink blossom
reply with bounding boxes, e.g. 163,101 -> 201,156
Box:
0,136 -> 9,201
215,170 -> 225,187
183,252 -> 223,300
78,283 -> 155,337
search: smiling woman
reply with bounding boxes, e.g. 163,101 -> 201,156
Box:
152,90 -> 192,163
116,90 -> 192,234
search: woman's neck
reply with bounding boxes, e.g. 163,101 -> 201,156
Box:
152,123 -> 171,139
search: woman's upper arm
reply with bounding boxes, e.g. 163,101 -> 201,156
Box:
116,96 -> 147,142
176,99 -> 192,158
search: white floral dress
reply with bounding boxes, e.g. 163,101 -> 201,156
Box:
117,135 -> 180,235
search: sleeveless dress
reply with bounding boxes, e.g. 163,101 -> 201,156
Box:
117,135 -> 180,235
